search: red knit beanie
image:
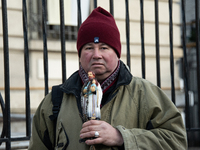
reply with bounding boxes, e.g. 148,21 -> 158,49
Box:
77,7 -> 121,58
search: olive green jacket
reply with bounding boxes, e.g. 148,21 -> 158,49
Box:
29,62 -> 187,150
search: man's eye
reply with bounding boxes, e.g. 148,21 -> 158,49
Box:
85,47 -> 93,50
100,47 -> 108,50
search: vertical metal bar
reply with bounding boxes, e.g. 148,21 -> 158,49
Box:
169,0 -> 175,104
181,0 -> 190,129
94,0 -> 97,9
140,0 -> 145,79
1,0 -> 11,149
77,0 -> 82,67
28,0 -> 33,39
110,0 -> 114,16
60,0 -> 66,83
77,0 -> 82,30
195,0 -> 200,127
155,0 -> 161,87
0,93 -> 6,144
42,0 -> 49,95
125,0 -> 131,70
22,0 -> 31,138
37,0 -> 42,37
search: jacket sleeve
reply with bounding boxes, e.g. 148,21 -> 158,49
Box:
116,80 -> 187,150
28,93 -> 54,150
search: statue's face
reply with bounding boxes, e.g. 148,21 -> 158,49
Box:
88,72 -> 94,80
88,72 -> 93,77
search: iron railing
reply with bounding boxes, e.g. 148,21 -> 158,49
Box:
0,0 -> 200,149
1,0 -> 31,149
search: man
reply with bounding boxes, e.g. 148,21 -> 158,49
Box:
29,7 -> 187,150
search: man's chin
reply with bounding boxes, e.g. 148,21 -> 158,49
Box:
92,70 -> 104,76
89,67 -> 100,73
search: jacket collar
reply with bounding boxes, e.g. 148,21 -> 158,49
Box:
116,60 -> 132,88
60,71 -> 82,98
60,60 -> 132,96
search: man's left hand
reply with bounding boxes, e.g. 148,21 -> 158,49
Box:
80,120 -> 124,147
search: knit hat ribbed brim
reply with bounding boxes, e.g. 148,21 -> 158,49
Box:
77,7 -> 121,58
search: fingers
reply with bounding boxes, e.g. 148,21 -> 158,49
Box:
80,120 -> 103,145
80,120 -> 101,134
85,137 -> 102,145
80,130 -> 99,140
82,120 -> 101,128
80,120 -> 124,146
80,130 -> 103,146
80,120 -> 101,139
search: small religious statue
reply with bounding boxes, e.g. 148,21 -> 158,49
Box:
81,71 -> 103,122
80,71 -> 103,150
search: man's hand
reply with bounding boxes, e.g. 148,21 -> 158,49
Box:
80,120 -> 124,147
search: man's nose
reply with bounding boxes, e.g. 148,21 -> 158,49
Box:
92,48 -> 102,59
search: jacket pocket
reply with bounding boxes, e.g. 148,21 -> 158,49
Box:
55,121 -> 69,150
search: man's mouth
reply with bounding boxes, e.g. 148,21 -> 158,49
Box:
92,63 -> 103,66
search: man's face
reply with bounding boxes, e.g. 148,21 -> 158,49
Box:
80,42 -> 119,83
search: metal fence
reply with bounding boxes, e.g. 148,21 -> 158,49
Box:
0,0 -> 200,149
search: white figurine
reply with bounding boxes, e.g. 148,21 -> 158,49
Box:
81,71 -> 103,121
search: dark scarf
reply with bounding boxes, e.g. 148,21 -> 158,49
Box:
79,61 -> 120,94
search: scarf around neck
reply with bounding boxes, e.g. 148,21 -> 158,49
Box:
79,61 -> 120,93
